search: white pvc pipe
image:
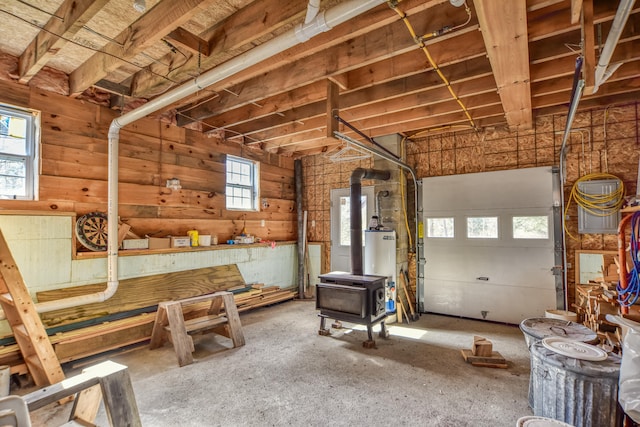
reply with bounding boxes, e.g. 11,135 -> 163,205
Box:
305,0 -> 321,24
593,0 -> 636,92
14,0 -> 386,317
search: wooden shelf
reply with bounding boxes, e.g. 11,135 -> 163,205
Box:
74,241 -> 295,259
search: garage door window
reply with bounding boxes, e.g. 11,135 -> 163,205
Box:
0,104 -> 38,200
467,217 -> 498,239
513,216 -> 549,239
426,217 -> 454,238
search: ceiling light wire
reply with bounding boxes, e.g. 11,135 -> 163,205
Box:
387,1 -> 477,131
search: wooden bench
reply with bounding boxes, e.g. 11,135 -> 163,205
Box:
149,291 -> 245,366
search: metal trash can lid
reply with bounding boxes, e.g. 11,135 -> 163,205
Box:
520,317 -> 597,344
516,416 -> 574,427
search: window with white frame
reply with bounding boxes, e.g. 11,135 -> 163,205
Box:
513,215 -> 549,239
0,105 -> 38,200
426,217 -> 454,238
225,155 -> 259,210
467,216 -> 498,239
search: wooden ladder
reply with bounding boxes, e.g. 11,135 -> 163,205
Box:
0,229 -> 64,386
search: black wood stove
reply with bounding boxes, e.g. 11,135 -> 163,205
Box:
316,168 -> 391,346
316,272 -> 388,344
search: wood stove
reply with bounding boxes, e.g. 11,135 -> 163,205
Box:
316,168 -> 392,346
316,272 -> 388,344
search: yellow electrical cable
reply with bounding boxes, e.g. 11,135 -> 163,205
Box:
388,2 -> 477,130
399,136 -> 413,249
564,172 -> 625,240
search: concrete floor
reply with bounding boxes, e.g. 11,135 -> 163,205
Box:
28,300 -> 533,426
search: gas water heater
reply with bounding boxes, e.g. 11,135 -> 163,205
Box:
364,229 -> 396,313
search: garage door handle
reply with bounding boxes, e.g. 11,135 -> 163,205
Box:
476,276 -> 489,281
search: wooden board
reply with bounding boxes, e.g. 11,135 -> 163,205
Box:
37,264 -> 247,326
460,349 -> 506,365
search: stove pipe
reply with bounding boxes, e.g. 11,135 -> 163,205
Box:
350,168 -> 391,275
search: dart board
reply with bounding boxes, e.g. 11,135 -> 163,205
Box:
75,212 -> 108,251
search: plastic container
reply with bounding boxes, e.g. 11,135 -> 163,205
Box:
187,230 -> 199,246
530,340 -> 620,426
199,235 -> 211,246
607,315 -> 640,422
520,318 -> 598,408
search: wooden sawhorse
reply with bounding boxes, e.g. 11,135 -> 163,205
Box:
149,291 -> 245,366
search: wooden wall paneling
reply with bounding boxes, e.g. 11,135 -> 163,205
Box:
0,79 -> 29,108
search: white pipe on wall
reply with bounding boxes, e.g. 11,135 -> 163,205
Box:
16,0 -> 387,316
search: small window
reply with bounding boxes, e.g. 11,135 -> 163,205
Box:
467,217 -> 498,239
0,105 -> 38,200
513,216 -> 549,239
225,155 -> 259,210
427,217 -> 454,238
339,195 -> 367,246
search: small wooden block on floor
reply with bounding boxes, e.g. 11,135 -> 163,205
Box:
472,336 -> 493,357
461,349 -> 508,368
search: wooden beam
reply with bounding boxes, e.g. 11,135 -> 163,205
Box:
582,0 -> 597,94
326,80 -> 339,138
475,0 -> 532,130
18,0 -> 109,83
183,23 -> 482,125
129,0 -> 312,98
165,27 -> 210,56
132,0 -> 452,99
571,0 -> 583,24
69,0 -> 214,95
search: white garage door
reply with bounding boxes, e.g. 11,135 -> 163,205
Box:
421,167 -> 560,324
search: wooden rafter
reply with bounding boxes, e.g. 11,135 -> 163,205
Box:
475,0 -> 532,130
18,0 -> 109,83
583,0 -> 597,94
69,0 -> 216,95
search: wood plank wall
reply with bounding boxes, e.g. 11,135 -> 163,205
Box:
303,103 -> 640,306
0,79 -> 296,244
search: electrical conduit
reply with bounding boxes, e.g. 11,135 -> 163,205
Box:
10,0 -> 389,318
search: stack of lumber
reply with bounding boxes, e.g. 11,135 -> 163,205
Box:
231,284 -> 297,313
0,265 -> 296,378
575,284 -> 619,334
573,255 -> 622,353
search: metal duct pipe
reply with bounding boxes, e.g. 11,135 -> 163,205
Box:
18,0 -> 387,316
375,190 -> 389,224
593,0 -> 636,92
350,168 -> 391,275
558,56 -> 585,311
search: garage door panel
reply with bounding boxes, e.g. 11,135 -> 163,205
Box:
424,279 -> 556,323
422,166 -> 559,324
425,246 -> 555,288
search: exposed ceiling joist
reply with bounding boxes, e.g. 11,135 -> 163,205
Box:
69,0 -> 216,95
18,0 -> 109,83
475,0 -> 532,130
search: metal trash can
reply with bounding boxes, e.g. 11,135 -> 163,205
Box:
520,318 -> 598,408
530,340 -> 620,427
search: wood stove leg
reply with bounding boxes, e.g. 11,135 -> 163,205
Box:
363,326 -> 376,348
379,321 -> 389,338
318,314 -> 331,336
